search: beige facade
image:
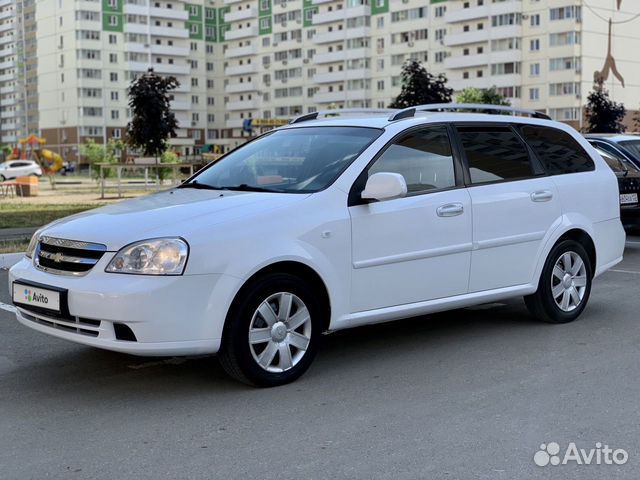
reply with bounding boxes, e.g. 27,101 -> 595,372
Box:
2,0 -> 637,158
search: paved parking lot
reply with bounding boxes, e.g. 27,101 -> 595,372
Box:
1,237 -> 640,479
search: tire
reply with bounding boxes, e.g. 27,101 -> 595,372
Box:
218,273 -> 323,387
525,239 -> 593,324
0,175 -> 5,181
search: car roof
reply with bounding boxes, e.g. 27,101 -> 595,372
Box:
584,134 -> 640,142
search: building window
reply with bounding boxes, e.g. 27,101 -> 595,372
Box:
529,88 -> 540,101
529,63 -> 540,76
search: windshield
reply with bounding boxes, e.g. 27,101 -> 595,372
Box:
185,126 -> 382,193
619,140 -> 640,162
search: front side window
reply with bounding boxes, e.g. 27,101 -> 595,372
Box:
457,126 -> 533,184
186,127 -> 382,193
368,126 -> 456,194
521,126 -> 594,174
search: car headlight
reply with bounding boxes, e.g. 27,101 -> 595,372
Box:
25,230 -> 42,259
105,238 -> 189,275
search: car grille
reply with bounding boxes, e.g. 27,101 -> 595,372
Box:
35,236 -> 107,276
18,308 -> 101,338
619,177 -> 640,194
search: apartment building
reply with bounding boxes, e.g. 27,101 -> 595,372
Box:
0,0 -> 36,146
15,0 -> 640,161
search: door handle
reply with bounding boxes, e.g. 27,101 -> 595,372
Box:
437,202 -> 464,217
531,190 -> 553,202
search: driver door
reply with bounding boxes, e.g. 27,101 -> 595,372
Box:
348,125 -> 473,313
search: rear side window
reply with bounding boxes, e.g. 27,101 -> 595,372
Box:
456,126 -> 533,184
521,126 -> 594,175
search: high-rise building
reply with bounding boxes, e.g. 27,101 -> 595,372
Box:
0,0 -> 36,146
21,0 -> 640,161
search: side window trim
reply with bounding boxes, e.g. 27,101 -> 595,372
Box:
451,122 -> 540,187
348,123 -> 465,207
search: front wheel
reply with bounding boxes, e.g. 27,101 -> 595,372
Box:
525,239 -> 593,323
218,273 -> 323,387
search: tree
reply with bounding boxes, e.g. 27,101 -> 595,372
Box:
389,60 -> 452,108
81,138 -> 123,180
457,86 -> 510,106
585,87 -> 626,133
126,68 -> 179,162
159,148 -> 179,182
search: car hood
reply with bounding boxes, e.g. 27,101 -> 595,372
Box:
41,188 -> 310,250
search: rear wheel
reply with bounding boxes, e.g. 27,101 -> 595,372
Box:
0,175 -> 5,181
219,273 -> 322,387
525,239 -> 592,323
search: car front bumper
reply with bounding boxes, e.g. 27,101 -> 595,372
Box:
8,256 -> 240,356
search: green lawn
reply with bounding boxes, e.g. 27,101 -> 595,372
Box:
0,203 -> 103,229
0,238 -> 30,254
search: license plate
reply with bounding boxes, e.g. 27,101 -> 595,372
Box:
12,282 -> 61,313
620,193 -> 638,205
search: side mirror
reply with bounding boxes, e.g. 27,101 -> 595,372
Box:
361,172 -> 408,201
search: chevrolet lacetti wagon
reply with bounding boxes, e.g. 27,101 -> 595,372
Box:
9,105 -> 626,386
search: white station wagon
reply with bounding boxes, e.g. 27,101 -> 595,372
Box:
10,105 -> 625,386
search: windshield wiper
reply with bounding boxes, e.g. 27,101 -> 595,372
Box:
217,184 -> 282,193
178,181 -> 219,190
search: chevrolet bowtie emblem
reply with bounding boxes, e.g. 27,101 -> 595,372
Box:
52,252 -> 64,263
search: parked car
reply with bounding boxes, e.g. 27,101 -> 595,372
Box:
0,160 -> 42,181
9,105 -> 625,386
589,144 -> 640,231
585,134 -> 640,169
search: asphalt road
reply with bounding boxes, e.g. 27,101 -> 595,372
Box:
2,238 -> 640,480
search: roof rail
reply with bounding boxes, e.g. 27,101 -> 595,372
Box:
388,103 -> 552,122
290,108 -> 398,124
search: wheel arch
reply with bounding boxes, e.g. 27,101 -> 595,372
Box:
555,228 -> 596,276
222,261 -> 332,341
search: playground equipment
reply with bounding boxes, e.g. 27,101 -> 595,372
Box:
12,135 -> 65,174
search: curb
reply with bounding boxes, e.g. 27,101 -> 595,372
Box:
0,253 -> 23,270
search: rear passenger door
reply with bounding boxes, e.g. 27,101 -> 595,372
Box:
454,125 -> 562,292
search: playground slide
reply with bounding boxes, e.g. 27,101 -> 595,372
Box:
40,149 -> 64,173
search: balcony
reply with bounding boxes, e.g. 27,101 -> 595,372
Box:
224,7 -> 258,23
313,47 -> 372,63
313,68 -> 370,84
0,59 -> 15,69
449,74 -> 521,91
444,54 -> 489,70
224,26 -> 259,41
0,84 -> 16,94
226,99 -> 260,111
0,10 -> 13,21
445,5 -> 490,23
152,62 -> 190,75
312,0 -> 334,4
225,82 -> 257,93
1,134 -> 17,143
314,89 -> 367,104
124,4 -> 189,20
224,44 -> 258,58
151,44 -> 189,56
123,23 -> 188,39
170,100 -> 190,111
444,29 -> 490,46
174,83 -> 192,93
151,25 -> 189,38
313,26 -> 370,44
175,113 -> 190,126
224,0 -> 244,4
0,35 -> 13,46
313,5 -> 370,25
226,119 -> 245,128
224,63 -> 259,76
